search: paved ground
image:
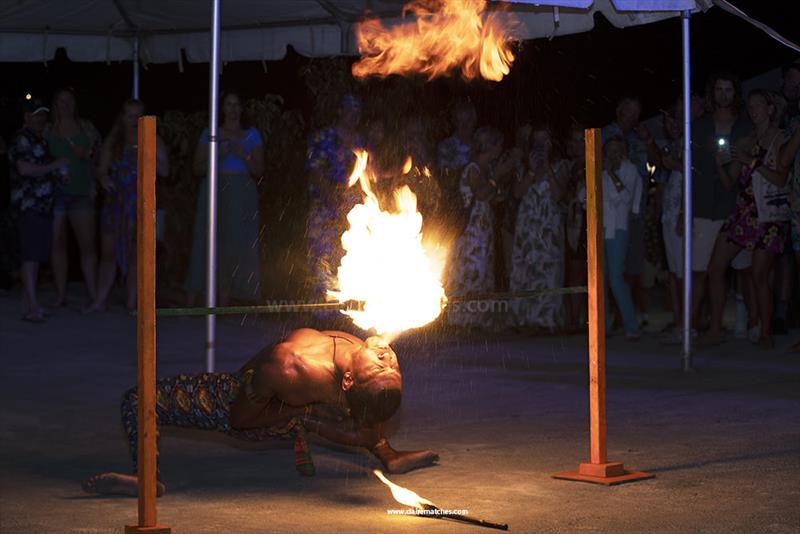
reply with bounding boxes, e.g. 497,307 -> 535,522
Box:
1,286 -> 799,534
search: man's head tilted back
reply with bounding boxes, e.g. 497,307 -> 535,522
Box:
342,336 -> 402,425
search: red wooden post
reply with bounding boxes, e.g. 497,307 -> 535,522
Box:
552,129 -> 654,485
126,117 -> 173,533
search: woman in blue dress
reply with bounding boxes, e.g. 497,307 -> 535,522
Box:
185,92 -> 265,306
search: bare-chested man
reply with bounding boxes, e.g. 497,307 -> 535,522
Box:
82,328 -> 438,496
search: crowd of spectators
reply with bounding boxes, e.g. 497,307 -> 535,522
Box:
4,61 -> 800,353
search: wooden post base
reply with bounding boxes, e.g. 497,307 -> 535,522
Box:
552,462 -> 655,486
125,525 -> 173,534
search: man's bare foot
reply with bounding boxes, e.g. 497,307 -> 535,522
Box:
372,439 -> 439,474
81,472 -> 165,497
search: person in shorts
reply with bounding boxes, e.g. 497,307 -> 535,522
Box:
9,99 -> 68,322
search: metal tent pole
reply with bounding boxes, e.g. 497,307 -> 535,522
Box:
682,9 -> 693,372
206,0 -> 221,372
133,36 -> 140,99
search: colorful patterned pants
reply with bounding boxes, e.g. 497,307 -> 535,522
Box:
121,372 -> 314,476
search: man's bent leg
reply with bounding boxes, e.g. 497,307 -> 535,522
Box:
83,373 -> 242,496
82,386 -> 165,497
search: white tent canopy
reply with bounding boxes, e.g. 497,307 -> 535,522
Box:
0,0 -> 704,63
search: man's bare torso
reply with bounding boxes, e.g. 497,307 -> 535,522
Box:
230,329 -> 363,428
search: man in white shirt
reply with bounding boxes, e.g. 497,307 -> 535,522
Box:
602,136 -> 642,339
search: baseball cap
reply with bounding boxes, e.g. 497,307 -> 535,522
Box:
23,98 -> 49,115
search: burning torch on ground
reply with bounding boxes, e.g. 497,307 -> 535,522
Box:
374,470 -> 509,530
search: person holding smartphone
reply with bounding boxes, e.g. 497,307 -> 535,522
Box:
688,72 -> 752,331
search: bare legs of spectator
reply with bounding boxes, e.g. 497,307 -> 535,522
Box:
625,273 -> 647,326
86,230 -> 116,313
772,251 -> 794,335
751,249 -> 777,348
739,268 -> 759,338
52,209 -> 97,306
702,234 -> 742,344
667,272 -> 682,328
21,261 -> 46,322
689,271 -> 707,331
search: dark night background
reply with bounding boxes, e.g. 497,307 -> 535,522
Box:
0,1 -> 797,298
1,2 -> 798,138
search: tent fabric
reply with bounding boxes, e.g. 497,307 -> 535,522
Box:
0,0 -> 704,63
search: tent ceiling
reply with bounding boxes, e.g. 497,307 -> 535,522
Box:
0,0 -> 706,63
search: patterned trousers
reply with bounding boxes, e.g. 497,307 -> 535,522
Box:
121,372 -> 312,476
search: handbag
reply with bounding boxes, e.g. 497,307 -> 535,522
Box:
751,132 -> 790,223
752,170 -> 791,223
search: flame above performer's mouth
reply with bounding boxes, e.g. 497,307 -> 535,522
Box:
352,0 -> 516,81
327,150 -> 446,341
374,469 -> 436,509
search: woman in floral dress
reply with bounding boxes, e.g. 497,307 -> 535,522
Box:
703,90 -> 791,348
88,99 -> 169,313
447,127 -> 505,328
305,95 -> 363,304
509,127 -> 569,331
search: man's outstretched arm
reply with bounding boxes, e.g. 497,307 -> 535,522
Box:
302,414 -> 439,474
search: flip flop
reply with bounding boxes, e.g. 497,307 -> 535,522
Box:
21,312 -> 46,323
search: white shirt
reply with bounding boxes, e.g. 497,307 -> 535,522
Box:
578,159 -> 642,240
602,159 -> 642,239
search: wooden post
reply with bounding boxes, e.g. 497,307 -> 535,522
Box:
552,129 -> 654,485
585,128 -> 607,467
126,117 -> 173,533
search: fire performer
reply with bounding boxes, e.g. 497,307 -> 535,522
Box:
82,328 -> 438,496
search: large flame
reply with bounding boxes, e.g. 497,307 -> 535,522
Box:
352,0 -> 516,81
374,469 -> 436,509
327,150 -> 446,340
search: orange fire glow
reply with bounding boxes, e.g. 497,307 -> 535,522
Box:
352,0 -> 516,81
327,151 -> 447,340
374,469 -> 436,509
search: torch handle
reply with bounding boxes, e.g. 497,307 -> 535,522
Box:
444,513 -> 509,531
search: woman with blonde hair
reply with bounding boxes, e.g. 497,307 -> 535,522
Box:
48,88 -> 101,307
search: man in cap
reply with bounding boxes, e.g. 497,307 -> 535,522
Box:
9,99 -> 68,322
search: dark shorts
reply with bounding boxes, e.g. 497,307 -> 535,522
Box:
18,210 -> 53,263
54,193 -> 94,214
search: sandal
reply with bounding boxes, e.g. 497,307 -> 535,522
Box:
22,311 -> 47,323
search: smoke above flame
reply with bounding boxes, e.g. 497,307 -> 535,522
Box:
352,0 -> 516,81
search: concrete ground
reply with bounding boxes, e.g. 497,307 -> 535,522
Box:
1,286 -> 799,534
